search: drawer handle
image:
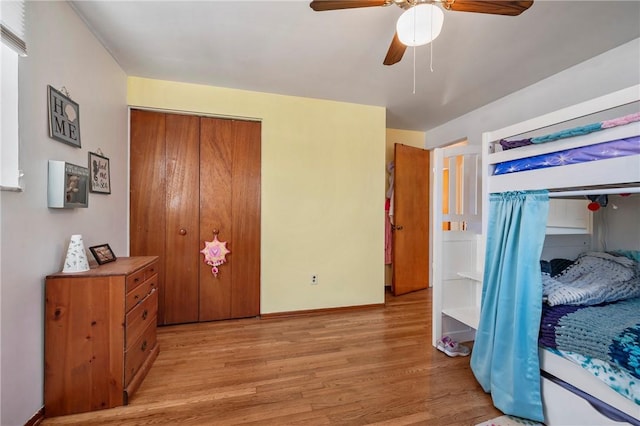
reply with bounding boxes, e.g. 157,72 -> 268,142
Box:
134,277 -> 140,283
179,228 -> 187,236
141,340 -> 147,351
142,309 -> 148,320
134,294 -> 140,300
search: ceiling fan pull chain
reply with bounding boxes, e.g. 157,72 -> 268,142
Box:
430,37 -> 434,72
430,7 -> 435,72
413,46 -> 417,94
413,3 -> 417,93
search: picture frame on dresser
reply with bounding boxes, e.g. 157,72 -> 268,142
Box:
89,243 -> 116,265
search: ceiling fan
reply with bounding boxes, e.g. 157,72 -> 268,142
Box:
309,0 -> 534,65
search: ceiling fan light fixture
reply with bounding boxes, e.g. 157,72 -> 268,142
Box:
396,4 -> 444,47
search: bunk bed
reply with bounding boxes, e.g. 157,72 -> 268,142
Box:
478,85 -> 640,425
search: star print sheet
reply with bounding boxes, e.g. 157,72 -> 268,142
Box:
493,135 -> 640,176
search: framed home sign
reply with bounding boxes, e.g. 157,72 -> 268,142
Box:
48,85 -> 81,148
88,151 -> 111,194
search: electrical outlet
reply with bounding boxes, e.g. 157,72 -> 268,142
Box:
311,274 -> 319,285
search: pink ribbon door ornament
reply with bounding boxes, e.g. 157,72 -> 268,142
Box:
200,230 -> 230,277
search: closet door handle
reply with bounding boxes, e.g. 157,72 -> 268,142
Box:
179,228 -> 187,235
393,225 -> 404,231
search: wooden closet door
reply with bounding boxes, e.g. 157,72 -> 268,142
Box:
130,110 -> 167,322
230,120 -> 261,318
199,118 -> 260,320
164,114 -> 201,324
199,118 -> 233,321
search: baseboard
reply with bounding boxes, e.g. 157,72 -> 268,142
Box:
25,407 -> 44,426
261,302 -> 384,319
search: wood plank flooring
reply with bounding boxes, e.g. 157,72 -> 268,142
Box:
42,288 -> 501,425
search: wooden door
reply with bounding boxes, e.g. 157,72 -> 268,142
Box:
131,111 -> 260,324
392,144 -> 430,296
199,118 -> 261,320
164,114 -> 201,324
228,120 -> 261,318
130,111 -> 201,325
130,110 -> 167,322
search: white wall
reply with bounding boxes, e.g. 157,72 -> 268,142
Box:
425,38 -> 640,148
0,2 -> 127,424
596,195 -> 640,251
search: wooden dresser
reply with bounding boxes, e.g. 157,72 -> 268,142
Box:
44,256 -> 159,417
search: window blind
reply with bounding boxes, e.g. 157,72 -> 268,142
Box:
1,0 -> 25,190
1,0 -> 27,56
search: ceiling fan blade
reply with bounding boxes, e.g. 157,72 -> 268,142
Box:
444,1 -> 533,16
383,32 -> 407,66
310,0 -> 388,12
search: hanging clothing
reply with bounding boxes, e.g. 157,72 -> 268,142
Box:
386,161 -> 395,199
470,190 -> 549,422
385,161 -> 395,264
387,161 -> 395,225
385,198 -> 393,264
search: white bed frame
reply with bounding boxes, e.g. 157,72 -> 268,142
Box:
483,84 -> 640,197
481,84 -> 640,425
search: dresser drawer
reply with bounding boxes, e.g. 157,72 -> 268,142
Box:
124,318 -> 157,386
125,274 -> 158,312
144,261 -> 158,280
125,289 -> 158,349
126,268 -> 145,293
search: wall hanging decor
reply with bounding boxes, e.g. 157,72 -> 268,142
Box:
48,160 -> 89,208
89,243 -> 117,265
48,85 -> 81,148
200,230 -> 230,277
88,150 -> 111,194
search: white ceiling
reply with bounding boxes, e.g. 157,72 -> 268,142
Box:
70,0 -> 640,131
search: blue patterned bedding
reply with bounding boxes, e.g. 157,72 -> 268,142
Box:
544,348 -> 640,404
498,111 -> 640,150
494,135 -> 640,175
542,252 -> 640,306
539,297 -> 640,403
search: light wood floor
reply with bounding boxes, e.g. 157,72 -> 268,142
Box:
42,288 -> 501,425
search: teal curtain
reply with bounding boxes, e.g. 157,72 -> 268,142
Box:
471,190 -> 549,422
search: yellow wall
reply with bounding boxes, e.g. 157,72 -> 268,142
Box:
128,77 -> 387,313
386,128 -> 426,165
383,128 -> 426,285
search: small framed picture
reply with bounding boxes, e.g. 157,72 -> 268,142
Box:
89,244 -> 117,265
48,85 -> 81,148
88,152 -> 111,194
